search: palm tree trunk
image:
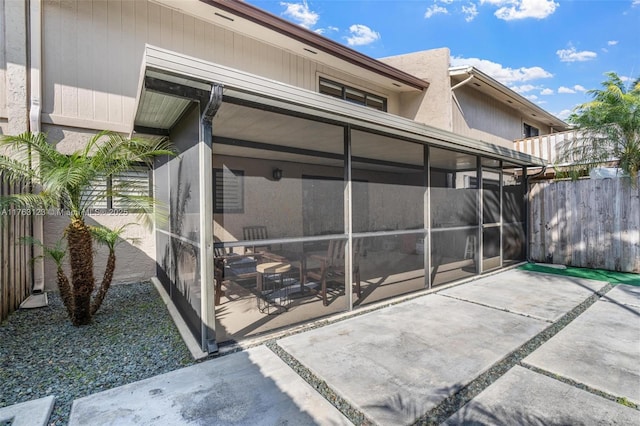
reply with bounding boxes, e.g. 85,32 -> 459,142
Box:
90,250 -> 115,316
56,266 -> 74,320
67,218 -> 95,325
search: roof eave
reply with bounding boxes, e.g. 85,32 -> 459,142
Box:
203,0 -> 429,91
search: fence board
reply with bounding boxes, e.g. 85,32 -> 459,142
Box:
0,176 -> 33,322
530,176 -> 640,273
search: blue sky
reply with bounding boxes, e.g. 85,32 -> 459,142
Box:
247,0 -> 640,121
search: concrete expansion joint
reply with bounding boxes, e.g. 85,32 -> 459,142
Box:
414,282 -> 618,424
518,363 -> 639,411
436,293 -> 554,323
266,341 -> 372,425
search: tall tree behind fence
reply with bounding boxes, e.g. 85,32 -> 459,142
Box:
1,177 -> 33,322
530,177 -> 640,273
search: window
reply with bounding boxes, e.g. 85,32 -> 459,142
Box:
213,168 -> 244,213
319,78 -> 387,112
80,165 -> 152,211
523,123 -> 539,138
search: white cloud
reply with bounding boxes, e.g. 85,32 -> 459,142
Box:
345,24 -> 380,46
511,84 -> 537,93
481,0 -> 559,21
558,86 -> 576,94
607,40 -> 618,46
557,109 -> 572,119
462,3 -> 479,22
620,75 -> 633,82
526,94 -> 538,101
439,0 -> 455,4
425,5 -> 449,18
451,56 -> 553,84
280,1 -> 319,29
633,0 -> 640,6
556,46 -> 597,62
573,84 -> 586,92
540,88 -> 554,95
315,26 -> 339,35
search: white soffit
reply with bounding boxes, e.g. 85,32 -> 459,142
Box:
135,90 -> 192,130
150,0 -> 422,93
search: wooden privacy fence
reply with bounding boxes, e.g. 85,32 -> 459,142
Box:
529,176 -> 640,273
1,177 -> 33,322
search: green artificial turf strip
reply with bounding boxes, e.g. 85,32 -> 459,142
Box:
519,263 -> 640,286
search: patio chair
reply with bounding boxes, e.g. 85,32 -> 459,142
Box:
214,239 -> 289,305
214,247 -> 262,305
243,226 -> 270,253
305,238 -> 363,306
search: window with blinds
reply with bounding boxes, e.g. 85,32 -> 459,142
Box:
79,165 -> 151,212
213,168 -> 244,213
112,167 -> 151,209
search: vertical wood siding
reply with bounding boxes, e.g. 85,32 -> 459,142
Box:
0,178 -> 33,322
42,0 -> 396,131
529,177 -> 640,273
514,130 -> 578,164
452,87 -> 551,148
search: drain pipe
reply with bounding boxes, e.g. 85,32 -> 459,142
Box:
451,68 -> 475,115
25,0 -> 46,301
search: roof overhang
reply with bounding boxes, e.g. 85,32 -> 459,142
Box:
149,0 -> 428,93
450,66 -> 570,132
133,45 -> 545,168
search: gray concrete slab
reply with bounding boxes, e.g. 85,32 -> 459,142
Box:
439,269 -> 607,322
602,284 -> 640,308
524,286 -> 640,405
0,395 -> 55,426
443,366 -> 639,425
68,346 -> 352,426
278,294 -> 548,425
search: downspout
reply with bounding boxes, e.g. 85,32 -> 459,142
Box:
199,85 -> 223,353
450,68 -> 474,116
29,0 -> 45,296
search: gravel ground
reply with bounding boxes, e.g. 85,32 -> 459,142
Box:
0,282 -> 195,425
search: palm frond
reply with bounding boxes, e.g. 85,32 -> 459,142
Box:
20,236 -> 67,267
90,223 -> 138,251
0,155 -> 39,184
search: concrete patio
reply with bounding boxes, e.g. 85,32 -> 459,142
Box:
6,269 -> 637,425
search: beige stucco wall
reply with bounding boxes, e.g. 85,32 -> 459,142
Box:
3,0 -> 28,134
213,155 -> 424,245
41,0 -> 400,133
0,0 -> 6,119
38,124 -> 155,290
379,48 -> 453,131
452,86 -> 551,148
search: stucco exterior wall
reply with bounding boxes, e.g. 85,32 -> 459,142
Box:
0,0 -> 6,118
452,86 -> 551,148
41,0 -> 400,133
4,0 -> 28,134
379,48 -> 453,131
38,124 -> 155,290
213,155 -> 424,244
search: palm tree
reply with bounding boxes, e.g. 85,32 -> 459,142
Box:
0,131 -> 173,325
560,72 -> 640,180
